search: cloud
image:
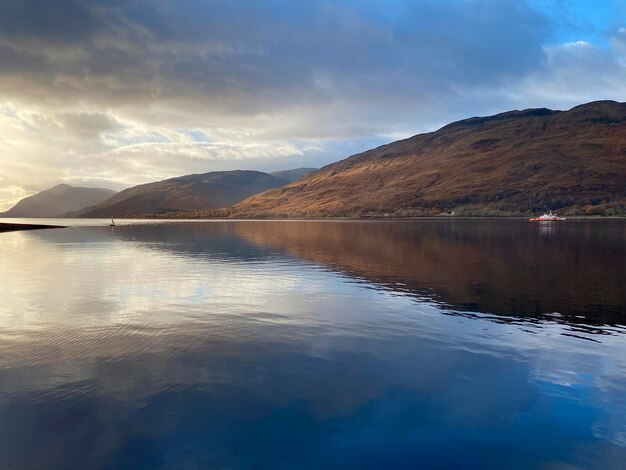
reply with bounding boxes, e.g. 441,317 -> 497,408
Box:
58,112 -> 121,139
510,30 -> 626,109
0,0 -> 549,110
0,0 -> 625,210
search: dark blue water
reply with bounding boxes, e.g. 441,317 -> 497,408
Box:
0,219 -> 625,469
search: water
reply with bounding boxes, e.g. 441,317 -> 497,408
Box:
0,219 -> 625,469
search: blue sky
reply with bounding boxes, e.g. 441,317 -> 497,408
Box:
0,0 -> 625,209
530,0 -> 625,45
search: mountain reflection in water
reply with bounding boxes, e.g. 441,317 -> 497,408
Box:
0,219 -> 625,469
113,220 -> 626,327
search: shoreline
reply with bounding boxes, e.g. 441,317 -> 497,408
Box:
0,222 -> 66,233
73,215 -> 626,221
0,216 -> 624,227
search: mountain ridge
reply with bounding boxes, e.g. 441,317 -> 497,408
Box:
269,168 -> 318,182
228,100 -> 626,217
75,169 -> 290,218
1,184 -> 117,218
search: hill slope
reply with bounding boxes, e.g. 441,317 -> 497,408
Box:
233,101 -> 626,217
269,168 -> 318,182
1,184 -> 117,217
77,170 -> 288,218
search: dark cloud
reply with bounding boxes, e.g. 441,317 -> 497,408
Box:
0,0 -> 104,42
0,0 -> 550,112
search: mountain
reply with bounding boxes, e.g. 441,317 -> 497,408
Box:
232,101 -> 626,217
76,170 -> 289,218
0,184 -> 117,218
269,168 -> 318,182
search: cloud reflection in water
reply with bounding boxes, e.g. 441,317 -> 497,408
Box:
0,220 -> 625,469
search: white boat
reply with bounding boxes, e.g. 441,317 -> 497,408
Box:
529,211 -> 566,222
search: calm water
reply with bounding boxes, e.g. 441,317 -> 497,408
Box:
0,219 -> 625,469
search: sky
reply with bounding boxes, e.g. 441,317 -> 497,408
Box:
1,0 -> 625,210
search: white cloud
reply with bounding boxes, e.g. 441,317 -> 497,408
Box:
510,31 -> 626,109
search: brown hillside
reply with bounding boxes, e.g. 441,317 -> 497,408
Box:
77,170 -> 288,218
232,101 -> 626,217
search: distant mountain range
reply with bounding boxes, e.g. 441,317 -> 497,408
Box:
231,101 -> 626,217
2,168 -> 318,219
0,184 -> 117,218
74,169 -> 316,218
5,100 -> 626,220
